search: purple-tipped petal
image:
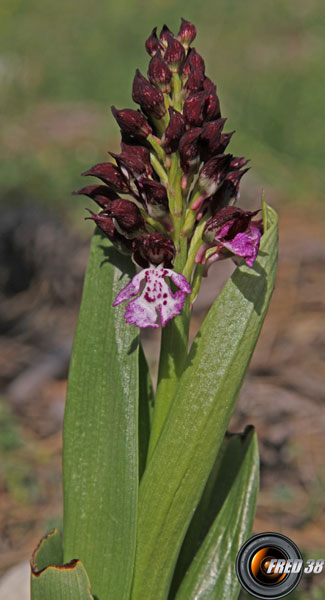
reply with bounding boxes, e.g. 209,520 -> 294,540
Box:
169,270 -> 192,294
113,270 -> 146,306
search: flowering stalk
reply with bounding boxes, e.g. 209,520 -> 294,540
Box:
77,20 -> 263,452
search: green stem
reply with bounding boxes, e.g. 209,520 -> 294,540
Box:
151,111 -> 170,136
190,264 -> 204,305
183,215 -> 209,282
147,297 -> 190,461
147,134 -> 166,163
150,153 -> 168,185
171,73 -> 183,112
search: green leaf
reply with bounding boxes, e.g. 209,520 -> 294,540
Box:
31,561 -> 94,600
63,230 -> 139,600
175,426 -> 259,599
32,529 -> 63,572
138,344 -> 154,478
31,530 -> 94,599
131,204 -> 278,600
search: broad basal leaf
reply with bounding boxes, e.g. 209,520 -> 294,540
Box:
175,426 -> 259,599
31,530 -> 94,599
63,230 -> 139,600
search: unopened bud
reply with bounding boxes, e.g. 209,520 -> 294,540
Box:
132,69 -> 166,119
161,107 -> 185,154
82,162 -> 129,193
145,27 -> 164,56
179,128 -> 202,173
164,32 -> 185,72
137,178 -> 169,218
198,154 -> 233,196
177,18 -> 196,49
148,52 -> 172,92
200,118 -> 227,161
74,184 -> 119,210
111,106 -> 152,139
107,199 -> 144,238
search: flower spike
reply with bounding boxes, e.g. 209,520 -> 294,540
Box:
81,18 -> 261,328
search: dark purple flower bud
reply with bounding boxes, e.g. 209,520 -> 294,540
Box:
184,69 -> 205,94
177,18 -> 196,48
205,88 -> 221,121
82,162 -> 129,193
183,91 -> 207,127
132,69 -> 166,119
74,184 -> 119,210
198,154 -> 233,196
88,211 -> 115,239
111,106 -> 152,139
203,77 -> 215,91
106,199 -> 145,237
148,52 -> 172,92
200,118 -> 227,161
132,233 -> 175,268
164,32 -> 185,72
110,151 -> 146,180
183,48 -> 205,78
179,127 -> 202,173
120,138 -> 153,177
137,177 -> 169,218
230,157 -> 249,170
210,168 -> 249,213
182,49 -> 205,93
218,131 -> 235,153
161,107 -> 185,154
160,24 -> 174,44
88,212 -> 133,254
145,27 -> 164,56
183,87 -> 221,127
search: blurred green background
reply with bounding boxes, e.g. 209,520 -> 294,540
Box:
1,0 -> 324,220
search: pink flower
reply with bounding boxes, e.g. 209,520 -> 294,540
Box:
113,267 -> 191,329
196,207 -> 263,269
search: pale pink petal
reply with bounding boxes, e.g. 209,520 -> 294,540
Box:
124,295 -> 159,328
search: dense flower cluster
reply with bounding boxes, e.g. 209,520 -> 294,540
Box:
76,19 -> 262,328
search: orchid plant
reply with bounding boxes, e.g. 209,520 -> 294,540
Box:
30,19 -> 278,600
